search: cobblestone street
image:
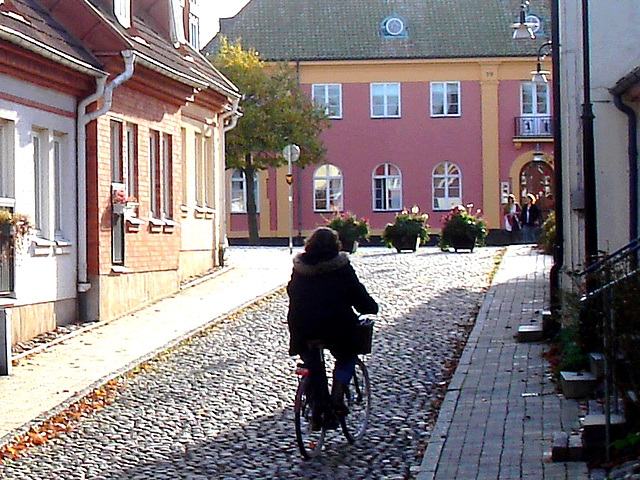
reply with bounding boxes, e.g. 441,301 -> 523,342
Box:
0,247 -> 501,480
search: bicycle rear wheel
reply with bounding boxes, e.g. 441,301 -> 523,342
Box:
294,375 -> 325,459
340,357 -> 371,444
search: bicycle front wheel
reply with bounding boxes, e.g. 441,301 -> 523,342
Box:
294,375 -> 325,459
340,357 -> 371,444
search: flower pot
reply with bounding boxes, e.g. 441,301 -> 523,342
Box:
392,235 -> 420,253
450,235 -> 476,252
341,239 -> 358,253
112,203 -> 126,215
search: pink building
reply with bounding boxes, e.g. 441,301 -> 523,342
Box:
208,0 -> 554,244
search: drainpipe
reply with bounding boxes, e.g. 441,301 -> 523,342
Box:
612,94 -> 639,245
218,97 -> 241,264
76,50 -> 136,322
549,0 -> 564,312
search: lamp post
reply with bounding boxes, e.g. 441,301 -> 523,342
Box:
283,144 -> 300,254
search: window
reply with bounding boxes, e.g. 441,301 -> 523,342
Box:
33,131 -> 45,236
114,0 -> 131,28
53,135 -> 63,237
110,121 -> 123,183
370,83 -> 400,118
230,169 -> 258,213
188,13 -> 199,49
432,161 -> 462,211
373,163 -> 402,211
312,84 -> 342,118
181,128 -> 188,206
381,16 -> 408,37
194,132 -> 204,206
521,82 -> 549,116
313,164 -> 343,211
161,133 -> 173,219
204,135 -> 214,208
125,124 -> 138,201
431,82 -> 460,117
149,131 -> 159,217
0,120 -> 14,201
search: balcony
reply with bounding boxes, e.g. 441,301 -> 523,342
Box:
514,116 -> 553,138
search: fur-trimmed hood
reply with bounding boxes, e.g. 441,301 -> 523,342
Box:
292,251 -> 350,276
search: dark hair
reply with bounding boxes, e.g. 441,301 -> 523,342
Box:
305,227 -> 341,253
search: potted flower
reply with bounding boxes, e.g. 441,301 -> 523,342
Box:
0,210 -> 33,258
439,204 -> 487,252
112,188 -> 138,216
325,211 -> 370,253
382,206 -> 429,253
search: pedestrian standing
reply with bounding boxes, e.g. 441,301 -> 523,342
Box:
520,193 -> 541,243
503,194 -> 521,244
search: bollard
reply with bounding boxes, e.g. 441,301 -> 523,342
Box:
0,308 -> 11,376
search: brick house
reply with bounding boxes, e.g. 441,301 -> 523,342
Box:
206,0 -> 554,243
0,0 -> 239,349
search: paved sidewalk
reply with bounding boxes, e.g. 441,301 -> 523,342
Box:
0,247 -> 295,445
417,245 -> 589,479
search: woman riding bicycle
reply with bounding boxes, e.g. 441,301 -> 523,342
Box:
287,227 -> 378,429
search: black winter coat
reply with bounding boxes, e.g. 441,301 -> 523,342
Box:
287,250 -> 379,356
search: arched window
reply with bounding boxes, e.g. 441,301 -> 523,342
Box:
432,161 -> 461,211
230,169 -> 259,213
313,164 -> 343,211
372,163 -> 402,211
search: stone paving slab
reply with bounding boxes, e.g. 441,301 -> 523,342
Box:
0,247 -> 294,444
417,245 -> 589,480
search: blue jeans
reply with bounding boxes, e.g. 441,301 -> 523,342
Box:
299,348 -> 356,408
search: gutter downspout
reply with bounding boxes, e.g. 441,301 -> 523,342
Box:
218,97 -> 241,265
549,0 -> 564,313
612,94 -> 639,246
76,50 -> 136,322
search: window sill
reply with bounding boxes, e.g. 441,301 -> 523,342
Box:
32,237 -> 56,256
180,205 -> 189,218
111,265 -> 130,274
0,296 -> 16,307
194,206 -> 215,219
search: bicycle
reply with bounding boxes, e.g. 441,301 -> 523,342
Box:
293,319 -> 373,459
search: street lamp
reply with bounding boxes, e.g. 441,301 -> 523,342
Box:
531,41 -> 553,83
283,144 -> 300,254
511,1 -> 536,39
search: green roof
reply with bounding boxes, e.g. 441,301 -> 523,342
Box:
204,0 -> 551,61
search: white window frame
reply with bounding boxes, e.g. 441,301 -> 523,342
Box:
430,81 -> 461,117
204,134 -> 214,208
188,12 -> 200,50
313,164 -> 343,212
149,130 -> 159,218
53,135 -> 64,238
312,84 -> 342,119
432,161 -> 462,211
0,120 -> 14,202
372,163 -> 402,211
125,123 -> 137,201
33,130 -> 45,237
194,132 -> 204,207
230,169 -> 259,214
520,81 -> 549,116
110,120 -> 123,183
114,0 -> 131,28
370,82 -> 401,118
161,133 -> 172,220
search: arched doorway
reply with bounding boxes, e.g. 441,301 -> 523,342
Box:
519,161 -> 554,219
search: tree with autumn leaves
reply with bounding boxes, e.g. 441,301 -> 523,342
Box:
210,38 -> 329,245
